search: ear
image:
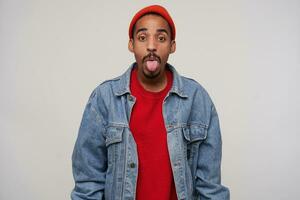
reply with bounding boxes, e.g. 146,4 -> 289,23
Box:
128,38 -> 134,53
170,40 -> 176,54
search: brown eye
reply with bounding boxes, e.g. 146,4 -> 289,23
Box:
158,36 -> 166,42
138,35 -> 146,41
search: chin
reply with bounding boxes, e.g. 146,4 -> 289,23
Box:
142,66 -> 161,79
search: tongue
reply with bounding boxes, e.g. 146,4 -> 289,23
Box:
146,60 -> 159,72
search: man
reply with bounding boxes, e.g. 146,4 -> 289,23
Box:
71,5 -> 230,200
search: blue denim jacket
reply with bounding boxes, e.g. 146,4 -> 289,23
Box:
71,63 -> 230,200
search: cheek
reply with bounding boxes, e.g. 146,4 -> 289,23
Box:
133,52 -> 145,62
137,49 -> 153,59
159,49 -> 171,59
159,44 -> 172,54
133,44 -> 145,54
135,51 -> 144,58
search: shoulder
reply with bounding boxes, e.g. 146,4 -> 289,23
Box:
100,75 -> 122,86
180,75 -> 211,100
92,75 -> 122,95
85,75 -> 123,116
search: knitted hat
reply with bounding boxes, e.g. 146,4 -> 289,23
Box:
129,5 -> 176,40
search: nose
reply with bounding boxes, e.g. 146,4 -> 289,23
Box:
147,37 -> 157,52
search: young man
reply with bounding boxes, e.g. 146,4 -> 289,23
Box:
71,5 -> 230,200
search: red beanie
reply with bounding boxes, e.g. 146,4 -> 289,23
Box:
129,5 -> 176,40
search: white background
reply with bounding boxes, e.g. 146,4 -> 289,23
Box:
1,0 -> 299,199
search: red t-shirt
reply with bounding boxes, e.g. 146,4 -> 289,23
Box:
129,66 -> 178,200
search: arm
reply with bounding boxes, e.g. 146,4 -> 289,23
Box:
195,104 -> 230,200
71,89 -> 107,200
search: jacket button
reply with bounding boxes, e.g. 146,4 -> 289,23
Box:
128,95 -> 134,101
129,162 -> 136,168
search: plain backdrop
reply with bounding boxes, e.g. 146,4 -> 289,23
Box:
1,0 -> 299,199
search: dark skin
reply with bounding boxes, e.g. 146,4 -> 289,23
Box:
128,14 -> 176,92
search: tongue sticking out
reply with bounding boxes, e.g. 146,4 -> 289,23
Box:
146,60 -> 159,72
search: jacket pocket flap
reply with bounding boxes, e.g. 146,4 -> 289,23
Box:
105,126 -> 124,146
183,125 -> 207,142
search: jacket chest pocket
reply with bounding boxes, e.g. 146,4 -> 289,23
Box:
105,126 -> 124,167
182,125 -> 207,170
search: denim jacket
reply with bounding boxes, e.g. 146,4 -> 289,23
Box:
71,63 -> 230,200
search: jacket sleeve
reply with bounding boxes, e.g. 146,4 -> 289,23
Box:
71,89 -> 107,200
194,104 -> 230,200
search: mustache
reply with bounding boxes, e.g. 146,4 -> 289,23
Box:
142,52 -> 161,63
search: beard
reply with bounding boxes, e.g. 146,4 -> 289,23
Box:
142,66 -> 161,79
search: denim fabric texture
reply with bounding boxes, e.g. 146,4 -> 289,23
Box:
71,63 -> 230,200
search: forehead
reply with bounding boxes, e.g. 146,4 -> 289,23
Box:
134,14 -> 171,33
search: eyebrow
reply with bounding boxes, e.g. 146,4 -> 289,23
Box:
135,28 -> 169,35
136,28 -> 148,35
157,28 -> 169,35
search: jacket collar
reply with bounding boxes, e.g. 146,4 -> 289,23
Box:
114,62 -> 188,98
